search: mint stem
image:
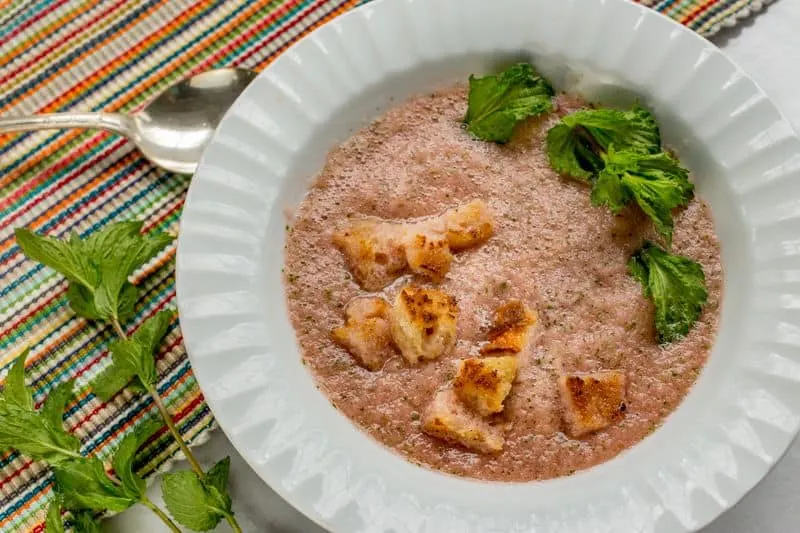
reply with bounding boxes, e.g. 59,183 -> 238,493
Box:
111,319 -> 204,477
145,382 -> 205,477
111,321 -> 244,533
225,513 -> 243,533
111,318 -> 127,340
141,496 -> 182,533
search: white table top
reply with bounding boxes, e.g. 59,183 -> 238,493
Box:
108,2 -> 800,531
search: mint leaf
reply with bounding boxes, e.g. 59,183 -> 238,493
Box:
90,365 -> 142,402
464,63 -> 554,143
628,255 -> 650,296
115,283 -> 140,325
54,457 -> 136,513
589,162 -> 631,212
87,222 -> 173,323
546,105 -> 661,179
53,423 -> 159,517
2,349 -> 33,411
592,148 -> 693,243
45,500 -> 65,533
162,463 -> 234,532
1,355 -> 79,464
112,311 -> 174,386
565,106 -> 660,154
204,457 -> 233,519
14,229 -> 99,289
205,456 -> 231,496
112,420 -> 161,498
15,222 -> 173,323
0,374 -> 80,465
545,123 -> 598,180
90,311 -> 174,400
83,222 -> 146,260
83,221 -> 172,270
71,511 -> 103,533
66,284 -> 103,320
40,380 -> 75,431
628,242 -> 708,343
0,403 -> 81,464
47,503 -> 102,533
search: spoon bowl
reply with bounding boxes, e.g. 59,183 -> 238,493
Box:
0,68 -> 258,174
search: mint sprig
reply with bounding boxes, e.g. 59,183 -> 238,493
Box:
8,219 -> 236,532
545,104 -> 695,245
1,353 -> 174,531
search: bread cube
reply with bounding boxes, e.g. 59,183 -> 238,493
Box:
453,356 -> 518,416
332,219 -> 407,291
422,389 -> 504,453
390,285 -> 458,364
480,300 -> 537,355
331,297 -> 394,371
444,199 -> 494,250
403,221 -> 453,283
558,371 -> 627,437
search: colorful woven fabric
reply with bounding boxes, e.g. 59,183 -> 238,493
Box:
639,0 -> 773,36
0,0 -> 773,531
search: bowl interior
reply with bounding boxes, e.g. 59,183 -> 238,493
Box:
257,49 -> 751,455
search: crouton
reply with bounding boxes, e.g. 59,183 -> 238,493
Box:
453,356 -> 518,416
332,219 -> 407,291
558,371 -> 627,437
333,201 -> 494,290
403,221 -> 453,283
390,285 -> 458,364
422,389 -> 504,453
331,297 -> 394,371
444,199 -> 494,250
480,300 -> 537,355
343,296 -> 390,321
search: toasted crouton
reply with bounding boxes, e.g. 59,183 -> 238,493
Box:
403,221 -> 453,283
444,199 -> 494,250
453,356 -> 518,416
332,219 -> 407,291
481,300 -> 537,355
333,201 -> 493,290
390,285 -> 458,364
331,297 -> 394,371
422,389 -> 504,453
343,296 -> 390,321
558,371 -> 627,437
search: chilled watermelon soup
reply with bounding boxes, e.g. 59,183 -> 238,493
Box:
282,82 -> 722,482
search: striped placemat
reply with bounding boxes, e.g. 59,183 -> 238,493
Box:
0,0 -> 774,531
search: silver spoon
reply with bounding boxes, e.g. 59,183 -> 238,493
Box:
0,68 -> 258,174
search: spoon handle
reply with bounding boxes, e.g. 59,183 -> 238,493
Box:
0,112 -> 135,137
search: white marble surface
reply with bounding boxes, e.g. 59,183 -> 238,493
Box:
108,1 -> 800,531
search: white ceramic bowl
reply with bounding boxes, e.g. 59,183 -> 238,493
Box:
176,0 -> 800,531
